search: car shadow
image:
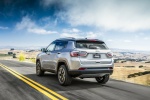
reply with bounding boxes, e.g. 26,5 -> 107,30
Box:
25,73 -> 104,91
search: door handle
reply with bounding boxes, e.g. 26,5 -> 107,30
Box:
47,52 -> 51,55
57,52 -> 61,54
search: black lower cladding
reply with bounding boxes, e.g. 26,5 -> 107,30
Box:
68,67 -> 113,76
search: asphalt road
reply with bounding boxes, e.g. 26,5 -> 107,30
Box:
0,60 -> 150,100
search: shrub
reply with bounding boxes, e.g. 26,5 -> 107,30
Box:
19,53 -> 25,61
145,61 -> 150,63
30,58 -> 36,63
139,65 -> 144,68
13,53 -> 16,58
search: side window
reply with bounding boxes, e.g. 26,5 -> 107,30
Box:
54,41 -> 68,51
47,43 -> 55,52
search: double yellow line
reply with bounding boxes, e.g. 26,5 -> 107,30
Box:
0,63 -> 68,100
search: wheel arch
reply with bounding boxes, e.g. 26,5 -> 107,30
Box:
56,60 -> 69,73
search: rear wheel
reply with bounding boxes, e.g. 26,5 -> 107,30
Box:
36,61 -> 44,76
58,65 -> 72,86
95,74 -> 109,84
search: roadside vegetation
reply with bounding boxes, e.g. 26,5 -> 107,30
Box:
18,53 -> 25,61
29,58 -> 36,63
111,67 -> 150,86
0,54 -> 12,57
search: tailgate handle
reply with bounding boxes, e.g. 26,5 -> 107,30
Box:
96,61 -> 101,63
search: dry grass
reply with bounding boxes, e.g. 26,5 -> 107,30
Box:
111,67 -> 150,86
0,49 -> 39,62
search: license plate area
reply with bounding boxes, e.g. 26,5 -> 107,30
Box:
93,53 -> 101,58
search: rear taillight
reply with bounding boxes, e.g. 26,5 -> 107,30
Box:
70,51 -> 79,57
70,51 -> 87,57
106,52 -> 113,58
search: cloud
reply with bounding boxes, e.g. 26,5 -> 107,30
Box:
16,16 -> 35,30
143,37 -> 149,40
57,0 -> 150,32
40,0 -> 56,7
28,28 -> 58,34
60,33 -> 83,38
61,30 -> 102,39
107,39 -> 113,42
16,16 -> 58,34
86,32 -> 101,38
63,28 -> 80,33
0,26 -> 8,30
124,40 -> 132,43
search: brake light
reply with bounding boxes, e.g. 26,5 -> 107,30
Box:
70,51 -> 87,57
70,51 -> 79,57
106,52 -> 113,58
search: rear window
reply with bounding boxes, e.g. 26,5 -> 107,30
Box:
76,40 -> 108,50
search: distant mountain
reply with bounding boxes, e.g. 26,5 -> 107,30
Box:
111,48 -> 150,54
0,46 -> 45,50
0,46 -> 149,53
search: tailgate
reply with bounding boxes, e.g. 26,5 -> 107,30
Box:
78,49 -> 112,65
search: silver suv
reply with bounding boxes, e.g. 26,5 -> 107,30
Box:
36,38 -> 114,86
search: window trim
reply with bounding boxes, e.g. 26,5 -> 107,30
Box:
46,41 -> 56,52
75,40 -> 108,50
54,41 -> 68,51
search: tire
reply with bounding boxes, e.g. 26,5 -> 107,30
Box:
36,61 -> 44,76
58,65 -> 72,86
95,74 -> 110,84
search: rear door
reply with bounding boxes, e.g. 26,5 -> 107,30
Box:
52,41 -> 68,70
76,40 -> 113,66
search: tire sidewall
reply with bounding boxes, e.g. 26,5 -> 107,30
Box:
95,74 -> 110,84
58,65 -> 72,86
58,65 -> 66,84
36,61 -> 44,76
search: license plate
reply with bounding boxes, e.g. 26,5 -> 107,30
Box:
93,54 -> 101,58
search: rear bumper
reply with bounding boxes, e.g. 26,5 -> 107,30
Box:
68,67 -> 113,77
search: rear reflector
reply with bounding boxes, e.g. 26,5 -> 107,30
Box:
78,68 -> 86,70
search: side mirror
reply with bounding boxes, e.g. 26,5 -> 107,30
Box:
41,48 -> 46,52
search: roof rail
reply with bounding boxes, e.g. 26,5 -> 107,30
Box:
57,37 -> 76,40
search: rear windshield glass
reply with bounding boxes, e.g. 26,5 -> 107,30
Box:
76,41 -> 108,50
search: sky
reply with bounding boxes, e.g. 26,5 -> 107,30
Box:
0,0 -> 150,51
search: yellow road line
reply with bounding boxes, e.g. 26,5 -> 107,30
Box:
0,63 -> 68,100
0,64 -> 58,100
